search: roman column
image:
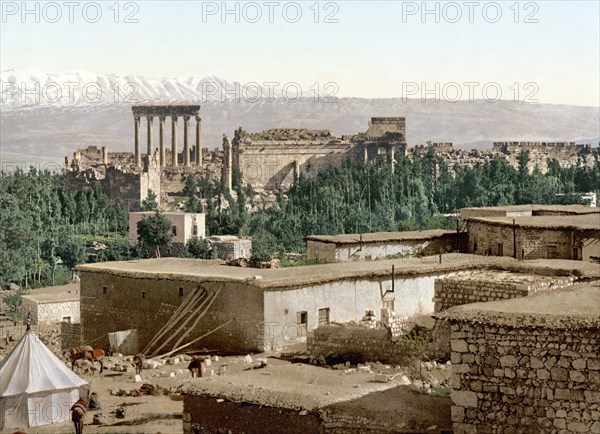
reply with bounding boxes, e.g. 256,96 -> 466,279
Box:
146,116 -> 154,158
222,135 -> 232,191
195,116 -> 202,165
183,115 -> 191,167
171,116 -> 178,167
134,115 -> 141,168
159,116 -> 166,168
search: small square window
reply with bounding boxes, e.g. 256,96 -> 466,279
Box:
102,286 -> 107,294
383,298 -> 395,311
318,308 -> 330,325
193,225 -> 198,235
172,225 -> 178,236
179,287 -> 184,297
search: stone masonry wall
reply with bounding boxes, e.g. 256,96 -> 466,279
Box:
307,324 -> 415,366
61,321 -> 83,350
430,274 -> 576,360
433,274 -> 576,313
449,321 -> 600,434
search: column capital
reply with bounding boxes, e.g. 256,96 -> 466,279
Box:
134,115 -> 141,122
183,115 -> 191,122
146,115 -> 154,121
195,115 -> 202,122
159,115 -> 166,122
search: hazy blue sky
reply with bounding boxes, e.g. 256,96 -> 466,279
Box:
1,1 -> 599,105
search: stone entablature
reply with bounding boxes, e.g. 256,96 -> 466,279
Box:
132,104 -> 202,169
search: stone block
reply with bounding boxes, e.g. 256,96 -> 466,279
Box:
452,391 -> 478,408
537,369 -> 550,380
451,405 -> 465,422
553,418 -> 567,429
570,371 -> 587,383
375,374 -> 390,383
500,355 -> 518,367
572,358 -> 587,370
588,358 -> 600,371
451,339 -> 469,353
568,422 -> 592,433
133,374 -> 142,383
454,364 -> 471,373
551,367 -> 568,381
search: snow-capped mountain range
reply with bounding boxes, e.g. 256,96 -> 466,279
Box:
1,70 -> 598,166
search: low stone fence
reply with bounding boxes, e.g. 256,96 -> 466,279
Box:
307,323 -> 418,366
446,321 -> 599,433
433,273 -> 575,313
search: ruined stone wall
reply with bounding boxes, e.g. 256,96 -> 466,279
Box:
79,271 -> 265,353
211,239 -> 252,260
432,275 -> 575,313
366,117 -> 406,138
468,220 -> 573,260
449,321 -> 600,434
307,324 -> 415,366
493,141 -> 594,172
236,142 -> 361,189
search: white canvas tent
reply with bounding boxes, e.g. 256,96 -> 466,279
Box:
0,330 -> 89,430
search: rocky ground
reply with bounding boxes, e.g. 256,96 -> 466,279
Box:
1,324 -> 453,434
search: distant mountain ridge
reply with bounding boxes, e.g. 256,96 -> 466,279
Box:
1,70 -> 598,166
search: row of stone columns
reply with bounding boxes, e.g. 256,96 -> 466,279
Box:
134,115 -> 202,168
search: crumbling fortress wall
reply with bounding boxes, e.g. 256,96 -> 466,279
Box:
409,141 -> 595,174
494,141 -> 595,172
229,117 -> 407,190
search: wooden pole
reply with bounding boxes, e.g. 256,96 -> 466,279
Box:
143,287 -> 207,354
170,286 -> 223,351
157,319 -> 233,359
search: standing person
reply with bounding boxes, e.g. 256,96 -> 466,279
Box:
26,311 -> 32,331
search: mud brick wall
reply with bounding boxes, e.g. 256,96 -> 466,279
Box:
467,220 -> 573,260
79,271 -> 265,353
61,321 -> 83,349
449,322 -> 600,434
307,324 -> 414,366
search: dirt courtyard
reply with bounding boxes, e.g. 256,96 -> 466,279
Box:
1,324 -> 451,434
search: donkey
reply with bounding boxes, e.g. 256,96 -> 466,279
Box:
66,346 -> 105,374
187,357 -> 206,378
133,353 -> 145,375
71,398 -> 88,434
